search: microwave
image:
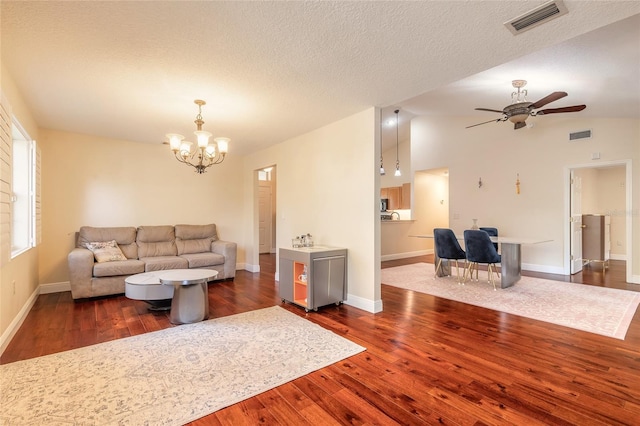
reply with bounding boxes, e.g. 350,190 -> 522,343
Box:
380,198 -> 389,212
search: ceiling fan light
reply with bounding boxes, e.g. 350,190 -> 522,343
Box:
509,114 -> 529,123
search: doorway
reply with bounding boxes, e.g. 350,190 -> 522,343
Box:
565,160 -> 631,281
257,166 -> 277,269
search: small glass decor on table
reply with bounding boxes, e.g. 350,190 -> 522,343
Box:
292,233 -> 314,248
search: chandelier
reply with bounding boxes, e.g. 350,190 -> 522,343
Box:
166,100 -> 229,174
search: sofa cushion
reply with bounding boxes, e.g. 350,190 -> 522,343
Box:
85,240 -> 127,263
141,256 -> 188,272
175,224 -> 218,255
78,226 -> 138,259
175,224 -> 218,240
179,252 -> 225,268
137,226 -> 177,258
176,238 -> 212,255
93,259 -> 145,277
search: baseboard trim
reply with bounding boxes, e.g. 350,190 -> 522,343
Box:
0,287 -> 40,356
244,263 -> 260,273
521,263 -> 565,275
344,294 -> 383,313
610,254 -> 627,261
381,249 -> 432,262
40,281 -> 71,294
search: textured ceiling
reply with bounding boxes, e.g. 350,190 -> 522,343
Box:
2,1 -> 639,155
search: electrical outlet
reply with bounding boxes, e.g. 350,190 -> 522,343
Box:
617,240 -> 622,246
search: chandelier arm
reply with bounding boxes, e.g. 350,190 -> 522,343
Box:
173,151 -> 194,165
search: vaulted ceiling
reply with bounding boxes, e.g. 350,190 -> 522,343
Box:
2,2 -> 639,155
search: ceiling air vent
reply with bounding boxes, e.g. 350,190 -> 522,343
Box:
569,129 -> 592,141
504,0 -> 568,35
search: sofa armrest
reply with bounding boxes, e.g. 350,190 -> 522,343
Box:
211,240 -> 237,279
68,248 -> 95,299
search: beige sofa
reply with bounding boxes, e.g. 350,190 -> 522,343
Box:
68,224 -> 236,299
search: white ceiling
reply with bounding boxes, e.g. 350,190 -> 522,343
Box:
2,1 -> 639,155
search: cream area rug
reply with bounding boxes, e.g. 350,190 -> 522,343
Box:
0,306 -> 365,425
382,263 -> 640,340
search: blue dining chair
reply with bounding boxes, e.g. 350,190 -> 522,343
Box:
479,227 -> 499,252
433,228 -> 467,284
463,229 -> 501,290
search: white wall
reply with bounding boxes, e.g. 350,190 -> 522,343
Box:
243,108 -> 381,312
411,114 -> 639,280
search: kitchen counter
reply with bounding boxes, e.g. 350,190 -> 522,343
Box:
381,219 -> 414,223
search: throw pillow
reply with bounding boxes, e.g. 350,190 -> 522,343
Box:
85,240 -> 127,263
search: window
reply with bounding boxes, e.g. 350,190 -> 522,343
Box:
258,167 -> 273,181
11,121 -> 36,258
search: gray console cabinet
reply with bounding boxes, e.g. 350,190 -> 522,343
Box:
582,214 -> 610,269
279,246 -> 347,312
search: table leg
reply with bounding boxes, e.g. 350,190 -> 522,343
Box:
169,281 -> 209,324
500,243 -> 521,288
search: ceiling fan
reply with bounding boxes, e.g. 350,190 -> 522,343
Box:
466,80 -> 586,130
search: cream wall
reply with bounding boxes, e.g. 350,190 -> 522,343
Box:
380,170 -> 450,259
380,138 -> 426,259
380,139 -> 410,188
0,64 -> 41,348
243,108 -> 382,313
596,167 -> 628,258
411,115 -> 640,282
37,129 -> 246,286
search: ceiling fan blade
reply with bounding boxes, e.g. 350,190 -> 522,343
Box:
530,91 -> 568,109
475,107 -> 504,113
536,105 -> 587,115
514,121 -> 527,130
465,118 -> 503,128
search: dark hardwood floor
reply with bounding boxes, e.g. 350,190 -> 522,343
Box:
2,254 -> 639,425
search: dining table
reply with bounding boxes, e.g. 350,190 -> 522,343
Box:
410,234 -> 552,289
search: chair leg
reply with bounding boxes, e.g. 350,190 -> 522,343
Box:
488,264 -> 497,291
454,260 -> 464,284
435,258 -> 443,278
464,262 -> 475,283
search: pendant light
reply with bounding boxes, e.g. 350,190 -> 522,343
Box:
394,109 -> 401,177
379,108 -> 385,175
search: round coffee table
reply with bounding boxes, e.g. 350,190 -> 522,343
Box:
159,269 -> 218,325
125,271 -> 175,311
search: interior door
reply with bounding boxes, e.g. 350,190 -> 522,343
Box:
258,181 -> 273,254
570,170 -> 583,274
